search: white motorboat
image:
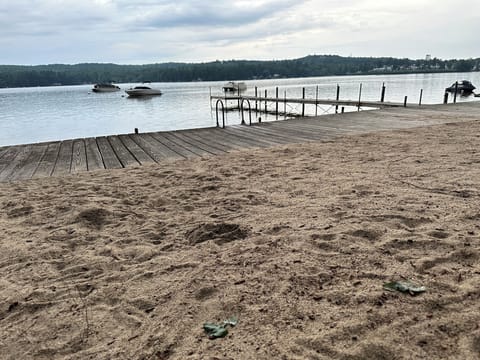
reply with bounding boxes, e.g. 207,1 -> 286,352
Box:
92,83 -> 121,92
222,81 -> 247,92
125,86 -> 162,97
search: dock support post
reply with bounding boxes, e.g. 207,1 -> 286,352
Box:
453,81 -> 458,104
284,91 -> 287,120
444,92 -> 448,104
341,107 -> 345,114
302,87 -> 305,117
380,82 -> 386,102
255,86 -> 258,116
335,84 -> 340,114
315,85 -> 319,116
276,87 -> 279,120
404,96 -> 408,107
357,83 -> 362,111
419,89 -> 423,106
265,90 -> 268,120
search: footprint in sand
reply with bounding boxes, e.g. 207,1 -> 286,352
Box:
74,208 -> 111,230
185,222 -> 250,245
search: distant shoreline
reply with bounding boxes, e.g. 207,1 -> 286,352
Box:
1,54 -> 479,88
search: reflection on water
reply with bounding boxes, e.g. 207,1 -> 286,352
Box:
125,95 -> 158,101
0,72 -> 479,146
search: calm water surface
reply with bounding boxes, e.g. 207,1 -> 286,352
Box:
0,72 -> 479,146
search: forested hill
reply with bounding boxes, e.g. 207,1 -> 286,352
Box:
0,55 -> 479,88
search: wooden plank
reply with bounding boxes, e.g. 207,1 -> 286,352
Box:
0,145 -> 34,182
0,146 -> 10,160
0,146 -> 22,175
71,139 -> 88,173
222,127 -> 285,147
228,125 -> 294,144
52,140 -> 73,176
195,127 -> 258,151
96,137 -> 123,169
117,135 -> 156,165
33,142 -> 61,178
190,128 -> 253,150
84,138 -> 104,171
8,143 -> 49,181
187,128 -> 253,151
140,133 -> 187,160
261,121 -> 333,139
160,132 -> 213,156
273,118 -> 361,135
130,134 -> 182,162
255,124 -> 321,142
167,131 -> 230,155
107,136 -> 141,167
267,121 -> 350,137
149,132 -> 201,159
211,129 -> 268,149
194,127 -> 267,149
240,124 -> 318,142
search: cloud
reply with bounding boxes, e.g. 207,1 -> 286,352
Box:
121,0 -> 300,30
0,0 -> 479,64
0,0 -> 115,36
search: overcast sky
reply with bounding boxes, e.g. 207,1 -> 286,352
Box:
1,0 -> 479,65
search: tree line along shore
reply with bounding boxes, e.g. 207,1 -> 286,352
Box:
0,55 -> 479,88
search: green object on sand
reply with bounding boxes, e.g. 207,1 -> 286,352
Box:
203,317 -> 238,339
383,281 -> 426,295
203,323 -> 229,339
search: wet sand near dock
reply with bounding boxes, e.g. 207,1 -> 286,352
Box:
1,119 -> 479,359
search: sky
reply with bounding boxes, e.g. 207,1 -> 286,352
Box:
0,0 -> 479,65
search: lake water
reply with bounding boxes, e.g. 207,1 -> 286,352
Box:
0,71 -> 479,146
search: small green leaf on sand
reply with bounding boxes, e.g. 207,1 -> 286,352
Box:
383,281 -> 426,296
203,317 -> 238,339
203,323 -> 229,339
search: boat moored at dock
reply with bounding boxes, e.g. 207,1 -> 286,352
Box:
92,83 -> 121,92
222,81 -> 247,92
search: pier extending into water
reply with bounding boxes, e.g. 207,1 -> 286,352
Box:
210,82 -> 465,127
0,101 -> 479,182
210,83 -> 420,127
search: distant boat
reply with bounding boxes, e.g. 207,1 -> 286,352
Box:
125,85 -> 162,97
445,80 -> 476,93
92,83 -> 121,92
222,81 -> 247,92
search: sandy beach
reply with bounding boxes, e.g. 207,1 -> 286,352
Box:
1,119 -> 480,359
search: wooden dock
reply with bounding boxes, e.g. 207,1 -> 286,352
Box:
0,101 -> 479,182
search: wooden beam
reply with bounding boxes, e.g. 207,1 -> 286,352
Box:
84,138 -> 105,171
107,136 -> 141,167
52,140 -> 74,176
71,139 -> 88,173
96,136 -> 123,169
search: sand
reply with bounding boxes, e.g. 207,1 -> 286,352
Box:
1,120 -> 479,359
